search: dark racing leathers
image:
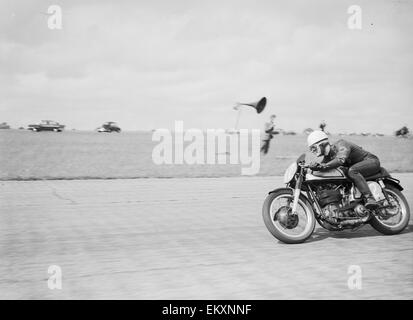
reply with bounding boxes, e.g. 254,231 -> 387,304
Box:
315,140 -> 381,197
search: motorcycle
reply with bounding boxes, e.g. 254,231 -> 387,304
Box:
262,154 -> 410,244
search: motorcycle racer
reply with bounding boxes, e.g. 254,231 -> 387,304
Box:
307,130 -> 380,210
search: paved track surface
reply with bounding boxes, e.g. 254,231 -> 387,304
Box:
1,174 -> 412,299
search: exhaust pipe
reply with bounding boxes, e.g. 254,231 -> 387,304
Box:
339,215 -> 370,227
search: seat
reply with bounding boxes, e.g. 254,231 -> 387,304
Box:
365,167 -> 390,181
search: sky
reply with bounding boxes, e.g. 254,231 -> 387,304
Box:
0,0 -> 412,133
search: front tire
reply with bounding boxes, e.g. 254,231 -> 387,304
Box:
370,185 -> 410,235
262,189 -> 316,244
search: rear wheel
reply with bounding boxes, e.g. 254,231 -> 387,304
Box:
262,189 -> 316,244
370,185 -> 410,235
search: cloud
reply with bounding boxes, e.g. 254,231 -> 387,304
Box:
0,0 -> 412,133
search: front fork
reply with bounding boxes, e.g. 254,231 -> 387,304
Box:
290,169 -> 304,215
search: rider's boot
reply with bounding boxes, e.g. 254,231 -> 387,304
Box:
365,195 -> 379,210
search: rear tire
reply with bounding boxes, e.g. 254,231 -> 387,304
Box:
370,185 -> 410,235
262,189 -> 316,244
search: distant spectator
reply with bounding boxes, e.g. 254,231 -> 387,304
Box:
261,114 -> 278,155
319,120 -> 327,132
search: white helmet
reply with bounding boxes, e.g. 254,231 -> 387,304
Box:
307,130 -> 328,147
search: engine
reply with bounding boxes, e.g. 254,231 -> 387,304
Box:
315,184 -> 369,227
317,186 -> 343,224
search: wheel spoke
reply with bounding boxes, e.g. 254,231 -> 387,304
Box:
377,189 -> 406,227
270,195 -> 312,238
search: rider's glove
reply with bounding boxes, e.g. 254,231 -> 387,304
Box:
309,162 -> 322,171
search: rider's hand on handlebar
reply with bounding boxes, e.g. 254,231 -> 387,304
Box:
309,161 -> 321,171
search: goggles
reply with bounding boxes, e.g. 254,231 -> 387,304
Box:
310,140 -> 328,156
309,144 -> 319,154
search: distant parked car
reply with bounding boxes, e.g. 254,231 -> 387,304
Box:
28,120 -> 65,132
0,122 -> 10,129
395,126 -> 409,138
282,130 -> 297,135
303,128 -> 314,135
96,122 -> 121,133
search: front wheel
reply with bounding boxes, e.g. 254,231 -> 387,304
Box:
262,189 -> 316,244
370,184 -> 410,235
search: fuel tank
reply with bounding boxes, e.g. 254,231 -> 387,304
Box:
306,168 -> 347,181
